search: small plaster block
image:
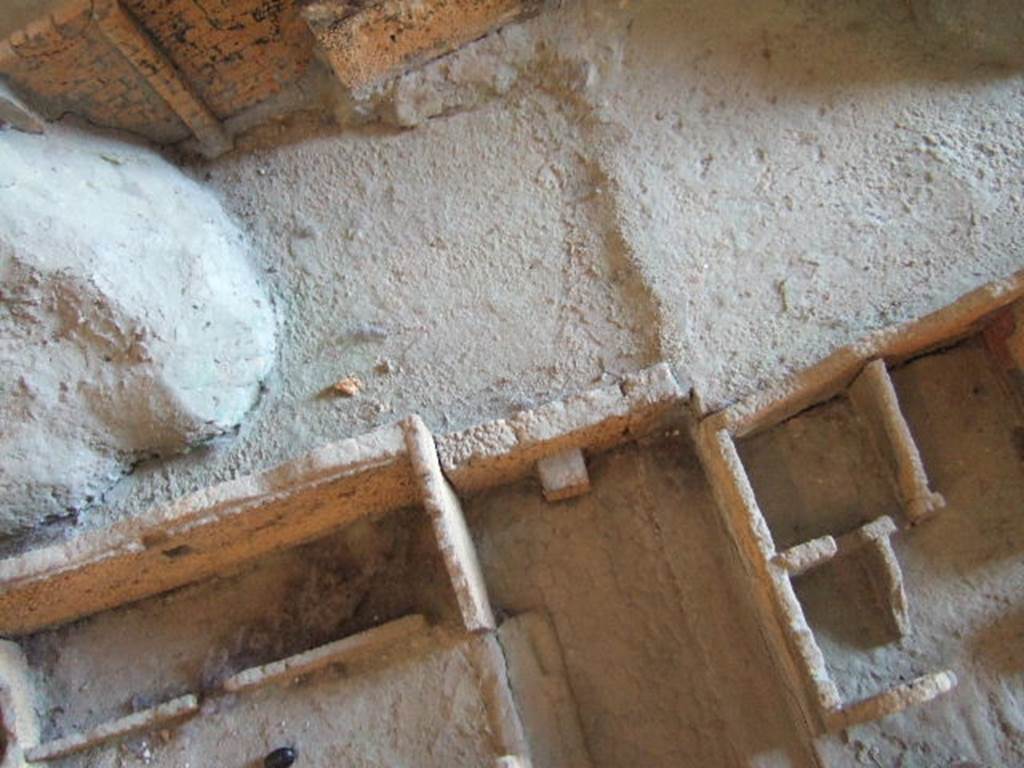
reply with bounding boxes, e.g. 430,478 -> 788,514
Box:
837,515 -> 898,550
774,535 -> 837,577
537,448 -> 590,502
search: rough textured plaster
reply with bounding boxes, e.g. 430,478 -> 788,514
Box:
42,0 -> 1016,544
0,125 -> 275,537
2,1 -> 1024,766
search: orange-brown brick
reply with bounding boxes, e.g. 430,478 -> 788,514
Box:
95,0 -> 231,155
304,0 -> 541,90
0,0 -> 539,148
120,0 -> 315,119
0,3 -> 188,142
0,0 -> 314,146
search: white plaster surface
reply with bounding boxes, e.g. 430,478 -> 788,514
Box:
0,126 -> 276,535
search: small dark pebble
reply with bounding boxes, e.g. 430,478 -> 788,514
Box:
265,746 -> 298,768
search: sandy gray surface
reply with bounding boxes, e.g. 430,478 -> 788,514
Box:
60,0 -> 1020,536
4,2 -> 1024,765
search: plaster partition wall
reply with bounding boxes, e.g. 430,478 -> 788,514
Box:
698,273 -> 1024,764
0,368 -> 683,767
